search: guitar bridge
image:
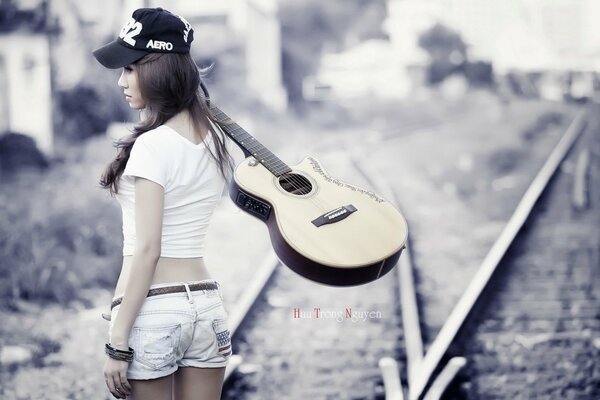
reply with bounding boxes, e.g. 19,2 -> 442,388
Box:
311,205 -> 357,227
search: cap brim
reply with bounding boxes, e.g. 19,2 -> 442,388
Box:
92,40 -> 149,69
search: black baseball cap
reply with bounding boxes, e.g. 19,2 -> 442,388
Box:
93,7 -> 194,69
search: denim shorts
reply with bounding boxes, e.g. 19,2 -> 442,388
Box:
107,279 -> 232,380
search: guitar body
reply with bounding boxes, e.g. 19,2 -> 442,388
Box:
229,155 -> 409,286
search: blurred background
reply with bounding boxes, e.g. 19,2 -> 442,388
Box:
0,0 -> 598,399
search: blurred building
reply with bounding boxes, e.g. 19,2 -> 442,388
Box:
304,38 -> 424,101
525,0 -> 600,71
0,0 -> 54,154
0,0 -> 287,155
306,0 -> 600,102
49,0 -> 243,89
429,0 -> 599,72
118,0 -> 287,111
304,0 -> 430,102
245,0 -> 287,112
111,0 -> 287,111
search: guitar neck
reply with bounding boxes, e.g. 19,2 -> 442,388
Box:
210,104 -> 292,177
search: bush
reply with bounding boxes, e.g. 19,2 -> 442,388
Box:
462,61 -> 494,87
0,132 -> 49,175
54,83 -> 130,142
418,23 -> 467,85
0,137 -> 123,309
487,147 -> 524,175
427,60 -> 462,85
521,111 -> 565,142
0,199 -> 122,308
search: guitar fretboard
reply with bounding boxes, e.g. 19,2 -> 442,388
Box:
210,105 -> 292,177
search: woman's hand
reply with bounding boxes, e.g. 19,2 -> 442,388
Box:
104,356 -> 132,399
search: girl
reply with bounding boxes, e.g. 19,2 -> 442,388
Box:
93,7 -> 235,400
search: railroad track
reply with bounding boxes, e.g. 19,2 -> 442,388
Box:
447,107 -> 598,399
220,150 -> 406,399
220,251 -> 280,383
377,108 -> 596,400
220,105 -> 594,399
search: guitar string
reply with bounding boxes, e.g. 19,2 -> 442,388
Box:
210,107 -> 400,264
239,138 -> 332,211
212,110 -> 329,210
213,108 -> 334,212
227,123 -> 332,210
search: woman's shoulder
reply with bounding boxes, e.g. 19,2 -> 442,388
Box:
135,126 -> 175,146
138,125 -> 172,138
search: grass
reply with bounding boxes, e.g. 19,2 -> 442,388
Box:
0,136 -> 123,309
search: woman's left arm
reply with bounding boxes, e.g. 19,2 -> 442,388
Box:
110,177 -> 165,349
104,177 -> 164,397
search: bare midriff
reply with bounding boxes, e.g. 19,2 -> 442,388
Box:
113,255 -> 212,299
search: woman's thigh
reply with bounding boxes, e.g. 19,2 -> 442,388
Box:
130,374 -> 173,400
174,366 -> 226,400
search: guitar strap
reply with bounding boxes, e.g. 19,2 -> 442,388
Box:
200,79 -> 211,108
201,78 -> 224,131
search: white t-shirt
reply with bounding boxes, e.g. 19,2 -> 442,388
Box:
115,124 -> 226,258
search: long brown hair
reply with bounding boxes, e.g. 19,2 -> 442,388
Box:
99,52 -> 235,195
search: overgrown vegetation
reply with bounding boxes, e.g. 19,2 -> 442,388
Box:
0,138 -> 123,309
54,83 -> 130,142
418,23 -> 494,87
521,111 -> 564,142
0,133 -> 49,176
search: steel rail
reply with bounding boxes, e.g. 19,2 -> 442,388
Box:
349,150 -> 422,400
409,109 -> 588,400
224,251 -> 281,382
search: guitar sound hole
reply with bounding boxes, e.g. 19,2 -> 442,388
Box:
278,173 -> 312,195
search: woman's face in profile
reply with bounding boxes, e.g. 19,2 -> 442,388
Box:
117,64 -> 145,109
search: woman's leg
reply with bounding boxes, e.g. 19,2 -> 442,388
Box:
129,374 -> 174,400
173,366 -> 226,400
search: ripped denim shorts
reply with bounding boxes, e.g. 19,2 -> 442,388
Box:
107,279 -> 232,380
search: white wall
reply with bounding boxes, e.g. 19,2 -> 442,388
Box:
246,0 -> 287,112
0,34 -> 53,155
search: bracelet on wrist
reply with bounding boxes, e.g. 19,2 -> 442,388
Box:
105,343 -> 134,363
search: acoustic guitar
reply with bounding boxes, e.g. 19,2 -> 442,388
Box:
210,105 -> 408,287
